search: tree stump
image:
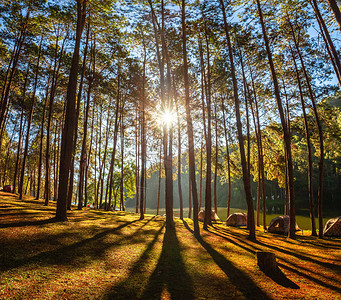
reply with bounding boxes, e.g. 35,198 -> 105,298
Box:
257,251 -> 277,272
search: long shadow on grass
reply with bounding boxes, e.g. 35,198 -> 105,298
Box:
0,217 -> 56,228
137,226 -> 195,300
286,236 -> 341,250
278,262 -> 341,294
104,222 -> 165,299
216,225 -> 341,272
0,219 -> 141,271
256,238 -> 341,273
212,226 -> 337,275
210,226 -> 341,292
183,221 -> 270,300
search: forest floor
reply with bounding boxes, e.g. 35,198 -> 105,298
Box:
0,192 -> 340,299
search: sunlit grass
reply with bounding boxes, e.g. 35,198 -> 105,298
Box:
1,192 -> 340,299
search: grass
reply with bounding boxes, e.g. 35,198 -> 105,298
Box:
1,191 -> 340,299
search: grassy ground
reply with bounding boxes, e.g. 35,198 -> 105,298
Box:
1,192 -> 340,299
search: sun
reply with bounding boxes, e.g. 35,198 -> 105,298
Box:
158,109 -> 177,128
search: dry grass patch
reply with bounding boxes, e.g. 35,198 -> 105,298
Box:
1,192 -> 340,299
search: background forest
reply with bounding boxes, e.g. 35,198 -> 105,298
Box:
0,0 -> 341,234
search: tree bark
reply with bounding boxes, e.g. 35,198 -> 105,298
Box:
289,21 -> 324,238
84,104 -> 95,207
203,18 -> 212,230
67,20 -> 90,210
120,110 -> 125,211
182,0 -> 200,236
107,72 -> 121,211
56,0 -> 86,221
36,75 -> 51,200
256,0 -> 295,239
310,0 -> 341,85
188,167 -> 192,219
135,106 -> 140,213
45,33 -> 67,206
157,141 -> 161,215
213,103 -> 218,215
289,44 -> 317,236
19,36 -> 43,200
176,99 -> 184,220
249,70 -> 266,230
222,100 -> 231,219
220,0 -> 256,240
139,40 -> 146,220
0,10 -> 29,132
326,0 -> 341,32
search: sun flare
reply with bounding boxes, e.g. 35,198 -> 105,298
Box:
159,109 -> 177,127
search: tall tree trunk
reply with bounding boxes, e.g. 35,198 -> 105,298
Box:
53,119 -> 62,202
120,110 -> 125,211
249,89 -> 261,227
176,100 -> 183,220
310,0 -> 341,85
182,0 -> 200,236
0,10 -> 29,132
13,108 -> 25,194
36,75 -> 51,200
2,123 -> 18,186
45,34 -> 67,206
326,0 -> 341,31
220,0 -> 256,240
67,22 -> 90,210
222,100 -> 231,219
13,111 -> 25,194
93,108 -> 100,209
213,103 -> 218,215
99,110 -> 111,208
19,36 -> 43,200
157,141 -> 161,215
78,34 -> 93,209
198,34 -> 207,214
135,106 -> 140,213
203,19 -> 212,230
84,104 -> 95,207
78,82 -> 92,209
289,21 -> 324,238
289,44 -> 317,236
56,0 -> 87,221
249,70 -> 266,230
140,77 -> 146,220
13,63 -> 30,192
256,0 -> 294,239
144,164 -> 147,214
107,72 -> 121,211
188,166 -> 192,219
147,0 -> 173,228
162,0 -> 174,230
199,141 -> 203,210
240,55 -> 251,176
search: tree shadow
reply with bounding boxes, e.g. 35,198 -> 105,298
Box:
255,239 -> 341,272
209,225 -> 341,292
278,262 -> 341,293
104,222 -> 165,299
138,226 -> 195,300
0,217 -> 57,228
0,219 -> 141,271
262,266 -> 299,289
214,225 -> 341,272
183,221 -> 271,299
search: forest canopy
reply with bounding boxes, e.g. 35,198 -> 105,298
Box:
0,0 -> 340,239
